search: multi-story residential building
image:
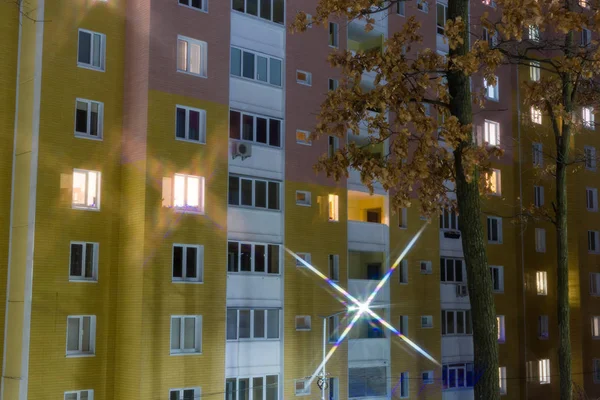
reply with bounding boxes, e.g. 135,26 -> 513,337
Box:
0,0 -> 597,399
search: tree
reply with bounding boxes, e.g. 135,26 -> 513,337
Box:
293,1 -> 502,398
488,1 -> 600,398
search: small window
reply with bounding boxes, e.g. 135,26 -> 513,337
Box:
396,0 -> 405,16
594,359 -> 600,383
178,0 -> 207,11
328,78 -> 338,91
587,188 -> 598,211
64,390 -> 94,400
72,169 -> 101,210
69,242 -> 99,281
328,136 -> 339,158
398,208 -> 408,228
534,185 -> 544,207
487,216 -> 503,244
530,61 -> 540,81
490,265 -> 504,292
488,169 -> 501,195
296,191 -> 311,206
582,28 -> 592,46
535,228 -> 546,253
296,129 -> 312,145
422,370 -> 434,384
585,146 -> 597,170
528,25 -> 540,41
173,174 -> 205,214
66,315 -> 96,356
484,120 -> 500,146
589,230 -> 599,253
296,315 -> 311,331
329,22 -> 339,47
400,372 -> 409,398
175,105 -> 206,143
328,194 -> 339,221
329,254 -> 340,281
483,27 -> 498,47
420,261 -> 432,274
497,315 -> 505,342
539,359 -> 550,384
538,315 -> 549,338
583,107 -> 595,129
75,99 -> 103,139
305,13 -> 312,27
417,0 -> 429,12
399,315 -> 408,335
296,70 -> 312,86
77,29 -> 105,71
592,316 -> 600,338
421,315 -> 433,328
399,260 -> 408,284
170,316 -> 202,354
295,379 -> 311,396
499,367 -> 507,395
177,36 -> 207,77
533,142 -> 543,167
172,244 -> 203,282
169,388 -> 201,400
484,77 -> 499,100
295,252 -> 311,267
436,3 -> 447,35
531,107 -> 542,124
536,271 -> 548,295
590,272 -> 600,296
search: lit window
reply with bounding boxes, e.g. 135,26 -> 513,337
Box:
296,70 -> 312,86
399,260 -> 409,283
400,372 -> 409,398
296,130 -> 312,145
329,22 -> 339,47
295,379 -> 311,396
484,77 -> 499,100
170,316 -> 202,354
229,110 -> 282,147
228,175 -> 280,210
534,185 -> 544,207
538,315 -> 549,338
497,315 -> 505,342
528,25 -> 540,41
69,242 -> 98,281
582,28 -> 592,46
230,47 -> 282,86
178,0 -> 207,11
177,36 -> 207,77
227,241 -> 280,274
536,271 -> 548,295
296,191 -> 311,206
531,107 -> 542,124
75,99 -> 103,139
295,315 -> 311,331
533,142 -> 543,167
226,308 -> 280,340
172,244 -> 203,282
422,371 -> 434,384
417,0 -> 429,12
484,120 -> 500,146
173,174 -> 205,213
231,0 -> 284,24
421,315 -> 433,328
328,78 -> 339,91
175,105 -> 206,143
436,2 -> 447,35
587,188 -> 598,211
397,1 -> 406,15
72,169 -> 101,210
530,61 -> 540,81
488,169 -> 501,195
441,258 -> 464,283
487,216 -> 502,244
585,146 -> 597,170
77,29 -> 105,71
591,272 -> 600,296
499,367 -> 507,395
593,316 -> 600,338
64,390 -> 94,400
329,254 -> 340,281
66,315 -> 96,356
535,228 -> 546,253
490,265 -> 504,292
442,310 -> 473,335
328,136 -> 339,158
328,194 -> 339,221
589,230 -> 600,253
583,107 -> 595,129
539,359 -> 550,384
226,376 -> 279,400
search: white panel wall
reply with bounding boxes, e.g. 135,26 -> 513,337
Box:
440,231 -> 464,258
226,341 -> 281,375
230,78 -> 284,119
440,283 -> 470,308
226,275 -> 283,308
231,12 -> 285,58
441,336 -> 474,362
348,221 -> 388,252
229,140 -> 284,181
228,207 -> 283,243
348,338 -> 390,365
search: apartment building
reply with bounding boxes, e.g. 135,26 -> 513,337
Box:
0,0 -> 599,399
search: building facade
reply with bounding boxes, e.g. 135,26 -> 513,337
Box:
0,0 -> 597,399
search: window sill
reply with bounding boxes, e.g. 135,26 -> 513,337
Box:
493,290 -> 504,294
170,351 -> 202,356
174,207 -> 205,215
66,353 -> 96,358
228,205 -> 281,213
485,96 -> 500,102
399,282 -> 408,285
172,280 -> 204,284
296,81 -> 312,87
226,338 -> 280,342
296,328 -> 312,332
77,63 -> 105,73
227,271 -> 281,276
328,219 -> 339,223
69,278 -> 98,283
72,205 -> 101,212
296,141 -> 312,146
399,226 -> 408,230
230,74 -> 283,89
296,203 -> 312,207
176,69 -> 208,79
75,133 -> 103,141
175,137 -> 206,145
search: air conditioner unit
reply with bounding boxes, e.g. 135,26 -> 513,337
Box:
456,284 -> 468,297
232,141 -> 252,160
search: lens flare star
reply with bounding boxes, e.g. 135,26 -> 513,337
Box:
285,223 -> 439,388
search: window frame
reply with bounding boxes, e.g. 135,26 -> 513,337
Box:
535,228 -> 546,253
229,109 -> 282,148
534,185 -> 544,207
295,190 -> 311,206
296,70 -> 312,86
328,194 -> 339,222
169,387 -> 202,400
400,371 -> 409,398
490,265 -> 504,292
173,173 -> 206,214
441,309 -> 473,336
64,390 -> 94,400
487,216 -> 503,244
592,316 -> 600,338
176,35 -> 208,78
227,240 -> 281,275
228,175 -> 281,211
440,208 -> 459,231
497,315 -> 506,342
396,0 -> 406,15
295,315 -> 312,331
172,244 -> 204,283
72,169 -> 101,211
583,106 -> 595,130
328,22 -> 339,48
175,105 -> 207,144
530,61 -> 541,81
295,379 -> 311,396
531,106 -> 542,124
417,0 -> 429,12
231,0 -> 285,24
536,271 -> 548,295
484,119 -> 500,146
329,254 -> 340,281
587,188 -> 598,212
69,241 -> 99,282
77,29 -> 106,72
170,315 -> 202,355
484,76 -> 499,101
226,308 -> 280,341
538,315 -> 549,339
489,169 -> 501,196
589,230 -> 600,254
533,142 -> 543,167
539,359 -> 551,384
591,272 -> 600,296
230,46 -> 283,87
399,259 -> 409,284
421,315 -> 433,328
436,2 -> 448,35
440,257 -> 465,283
585,146 -> 597,171
499,367 -> 507,395
296,129 -> 312,146
66,315 -> 96,357
74,98 -> 104,140
594,359 -> 600,384
226,375 -> 280,400
178,0 -> 208,12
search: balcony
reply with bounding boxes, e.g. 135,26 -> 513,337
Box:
347,191 -> 388,251
348,251 -> 389,303
226,340 -> 281,375
441,336 -> 474,362
348,338 -> 390,365
440,283 -> 470,306
227,207 -> 283,243
229,140 -> 283,181
226,274 -> 282,307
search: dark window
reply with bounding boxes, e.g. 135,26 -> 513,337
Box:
228,176 -> 240,205
256,117 -> 268,143
186,247 -> 197,278
269,119 -> 281,147
229,111 -> 241,139
176,107 -> 186,138
78,31 -> 91,64
230,47 -> 241,76
232,0 -> 244,12
257,56 -> 268,82
241,179 -> 253,206
269,58 -> 282,86
273,0 -> 284,23
255,245 -> 266,272
268,244 -> 279,274
242,51 -> 255,79
70,243 -> 83,276
260,0 -> 271,19
268,181 -> 279,210
240,244 -> 252,272
75,102 -> 88,134
255,180 -> 267,208
247,0 -> 258,15
188,110 -> 200,141
173,246 -> 183,278
242,114 -> 254,141
228,242 -> 239,272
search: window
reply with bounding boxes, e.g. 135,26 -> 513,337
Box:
484,77 -> 499,100
398,208 -> 408,228
295,253 -> 311,267
226,376 -> 279,400
526,361 -> 536,383
295,379 -> 311,396
531,107 -> 542,124
535,228 -> 546,253
64,390 -> 94,400
328,78 -> 338,91
296,315 -> 311,331
591,273 -> 600,296
328,194 -> 339,221
580,0 -> 590,7
296,70 -> 312,86
328,315 -> 340,342
538,315 -> 549,338
530,61 -> 540,81
296,191 -> 311,206
227,308 -> 280,340
328,377 -> 339,400
488,169 -> 501,195
440,257 -> 464,283
170,316 -> 202,354
436,2 -> 447,35
534,185 -> 544,207
583,107 -> 595,129
483,28 -> 498,47
399,315 -> 408,335
227,241 -> 280,274
592,316 -> 600,338
230,47 -> 282,86
499,367 -> 507,395
66,315 -> 96,356
229,110 -> 281,147
589,230 -> 599,253
528,25 -> 540,41
170,174 -> 205,213
533,142 -> 543,167
178,0 -> 207,11
400,372 -> 409,398
328,136 -> 339,158
231,0 -> 284,24
536,271 -> 548,295
442,310 -> 472,335
75,99 -> 103,139
296,130 -> 311,145
421,315 -> 433,328
484,120 -> 500,146
587,188 -> 598,211
228,175 -> 280,210
176,105 -> 206,143
440,208 -> 459,230
539,359 -> 550,384
77,29 -> 105,71
172,244 -> 203,282
585,146 -> 597,170
72,169 -> 101,210
169,388 -> 201,400
582,28 -> 592,46
69,242 -> 98,281
490,265 -> 504,292
594,359 -> 600,384
417,0 -> 429,12
329,254 -> 339,281
399,260 -> 408,284
349,367 -> 387,398
422,371 -> 434,384
487,216 -> 502,244
177,36 -> 207,77
442,363 -> 475,389
329,22 -> 339,47
420,260 -> 432,274
396,0 -> 405,15
497,315 -> 505,342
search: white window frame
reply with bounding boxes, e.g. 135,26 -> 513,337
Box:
396,0 -> 406,16
538,315 -> 549,339
295,379 -> 311,396
328,377 -> 339,399
169,388 -> 201,400
173,174 -> 205,214
583,107 -> 595,130
484,77 -> 499,101
226,375 -> 280,400
231,0 -> 285,24
178,0 -> 208,12
64,390 -> 94,400
228,175 -> 281,211
172,244 -> 204,283
590,230 -> 600,254
587,188 -> 598,212
399,259 -> 409,284
440,208 -> 459,230
487,216 -> 503,244
230,46 -> 283,87
69,241 -> 99,282
531,106 -> 542,124
328,136 -> 339,158
296,70 -> 312,86
295,252 -> 311,267
329,254 -> 340,281
535,228 -> 546,253
175,105 -> 207,144
72,169 -> 101,211
592,316 -> 600,338
436,2 -> 447,35
422,370 -> 434,384
400,371 -> 409,398
585,146 -> 597,171
534,185 -> 544,207
442,309 -> 473,336
420,260 -> 433,274
229,109 -> 282,148
533,142 -> 543,167
489,169 -> 501,196
66,315 -> 96,356
74,98 -> 103,139
441,257 -> 465,283
170,315 -> 202,354
536,271 -> 548,295
497,315 -> 505,342
295,315 -> 312,331
591,272 -> 600,296
177,35 -> 208,78
417,0 -> 429,12
329,22 -> 339,48
296,190 -> 311,206
296,129 -> 312,146
399,315 -> 409,335
398,208 -> 408,229
328,194 -> 339,222
421,315 -> 433,328
490,265 -> 504,292
77,29 -> 106,71
499,367 -> 507,395
539,359 -> 551,384
226,308 -> 280,341
227,240 -> 281,274
530,61 -> 540,81
484,120 -> 500,146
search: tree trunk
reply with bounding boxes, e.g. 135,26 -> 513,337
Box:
448,0 -> 500,398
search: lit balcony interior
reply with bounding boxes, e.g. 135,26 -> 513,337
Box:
349,251 -> 385,280
349,316 -> 387,339
348,190 -> 387,225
